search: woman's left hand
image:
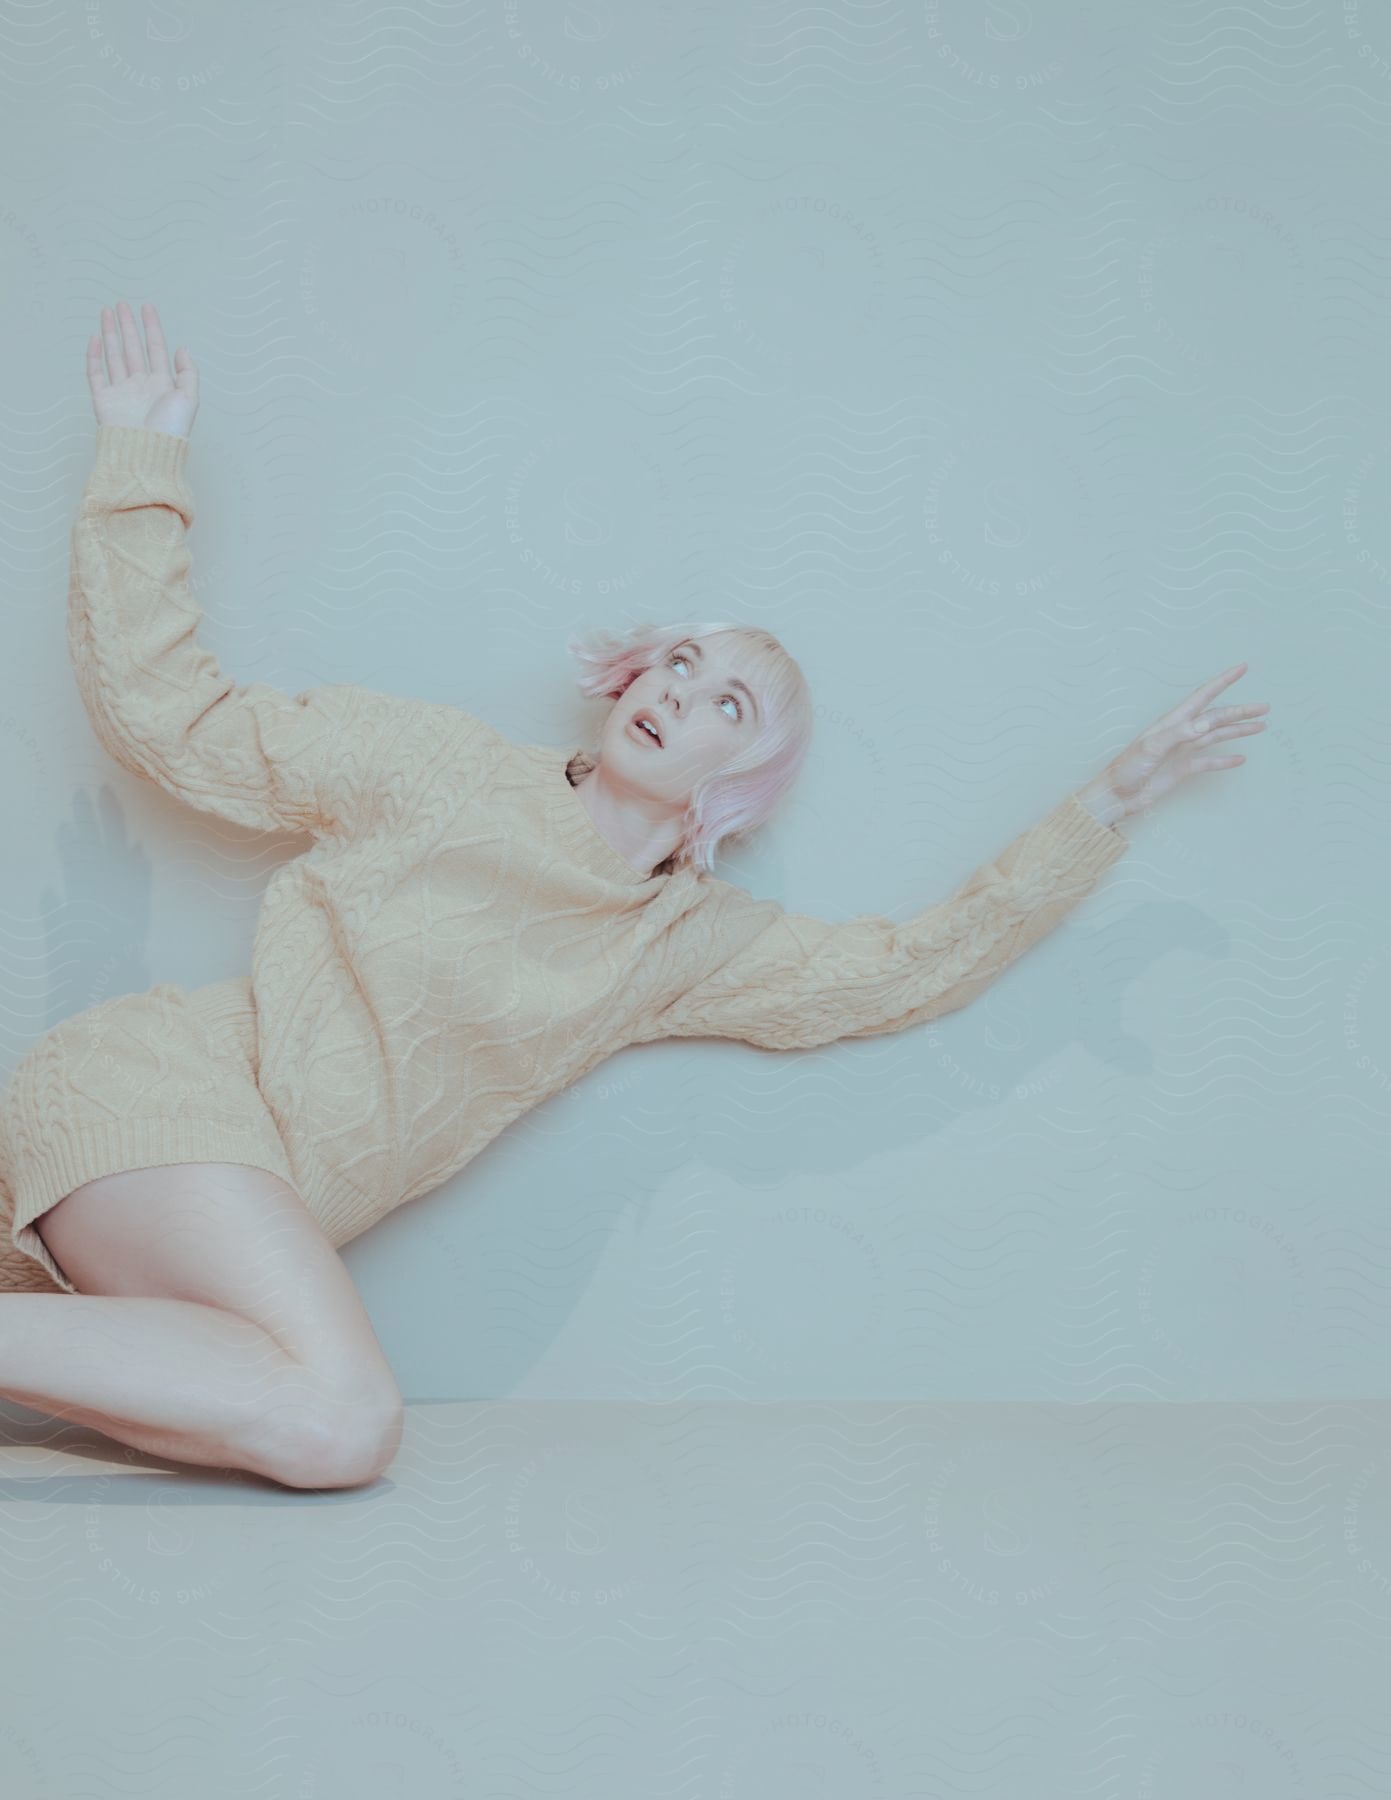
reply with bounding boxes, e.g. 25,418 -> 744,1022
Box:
1078,662 -> 1271,827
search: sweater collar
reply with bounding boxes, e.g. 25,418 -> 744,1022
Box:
549,746 -> 672,887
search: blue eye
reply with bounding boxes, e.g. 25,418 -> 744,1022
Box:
668,649 -> 744,722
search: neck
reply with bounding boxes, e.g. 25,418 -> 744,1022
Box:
568,750 -> 681,877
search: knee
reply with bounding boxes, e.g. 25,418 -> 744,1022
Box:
326,1389 -> 403,1489
253,1381 -> 404,1491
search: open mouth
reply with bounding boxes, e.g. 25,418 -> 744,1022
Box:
629,711 -> 664,748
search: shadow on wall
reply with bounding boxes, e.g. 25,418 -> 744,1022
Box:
394,894 -> 1229,1396
609,897 -> 1225,1207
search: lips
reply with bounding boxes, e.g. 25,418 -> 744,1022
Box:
630,710 -> 664,748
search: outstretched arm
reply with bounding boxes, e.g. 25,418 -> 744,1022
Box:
640,662 -> 1271,1054
640,790 -> 1129,1052
73,302 -> 404,839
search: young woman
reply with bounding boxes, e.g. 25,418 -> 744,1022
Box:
0,301 -> 1270,1491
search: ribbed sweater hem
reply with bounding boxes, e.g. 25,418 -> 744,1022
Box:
8,1117 -> 296,1295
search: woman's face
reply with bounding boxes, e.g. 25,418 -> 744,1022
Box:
599,630 -> 766,804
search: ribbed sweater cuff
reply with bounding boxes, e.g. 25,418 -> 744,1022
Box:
1050,789 -> 1129,883
91,423 -> 192,481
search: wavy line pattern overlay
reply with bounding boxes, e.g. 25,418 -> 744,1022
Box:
1,2 -> 1386,1790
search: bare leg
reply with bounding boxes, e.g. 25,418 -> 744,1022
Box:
0,1292 -> 337,1479
0,1162 -> 403,1488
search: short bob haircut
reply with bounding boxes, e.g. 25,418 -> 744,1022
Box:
565,618 -> 814,876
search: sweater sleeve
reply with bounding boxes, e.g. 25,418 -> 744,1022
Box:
67,424 -> 401,839
644,791 -> 1130,1052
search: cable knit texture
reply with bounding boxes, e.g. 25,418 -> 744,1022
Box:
0,425 -> 1130,1291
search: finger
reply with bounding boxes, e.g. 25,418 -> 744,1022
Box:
1194,754 -> 1246,772
173,345 -> 199,393
85,333 -> 107,395
1201,701 -> 1270,726
1199,702 -> 1270,731
141,302 -> 170,379
1196,719 -> 1266,745
116,298 -> 146,378
101,306 -> 126,383
1170,701 -> 1268,746
1154,663 -> 1249,731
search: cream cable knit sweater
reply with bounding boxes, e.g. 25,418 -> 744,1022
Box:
39,424 -> 1129,1256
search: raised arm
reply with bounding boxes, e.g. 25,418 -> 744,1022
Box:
640,790 -> 1129,1052
73,301 -> 399,838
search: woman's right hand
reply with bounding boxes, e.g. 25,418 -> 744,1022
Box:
85,300 -> 200,440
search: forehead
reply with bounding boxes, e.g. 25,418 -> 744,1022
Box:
691,630 -> 777,676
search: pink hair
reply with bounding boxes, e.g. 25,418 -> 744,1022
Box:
565,618 -> 814,875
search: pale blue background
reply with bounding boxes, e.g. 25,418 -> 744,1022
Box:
0,4 -> 1384,1405
2,6 -> 1390,1788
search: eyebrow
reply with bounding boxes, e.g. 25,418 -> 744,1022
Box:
678,640 -> 761,724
